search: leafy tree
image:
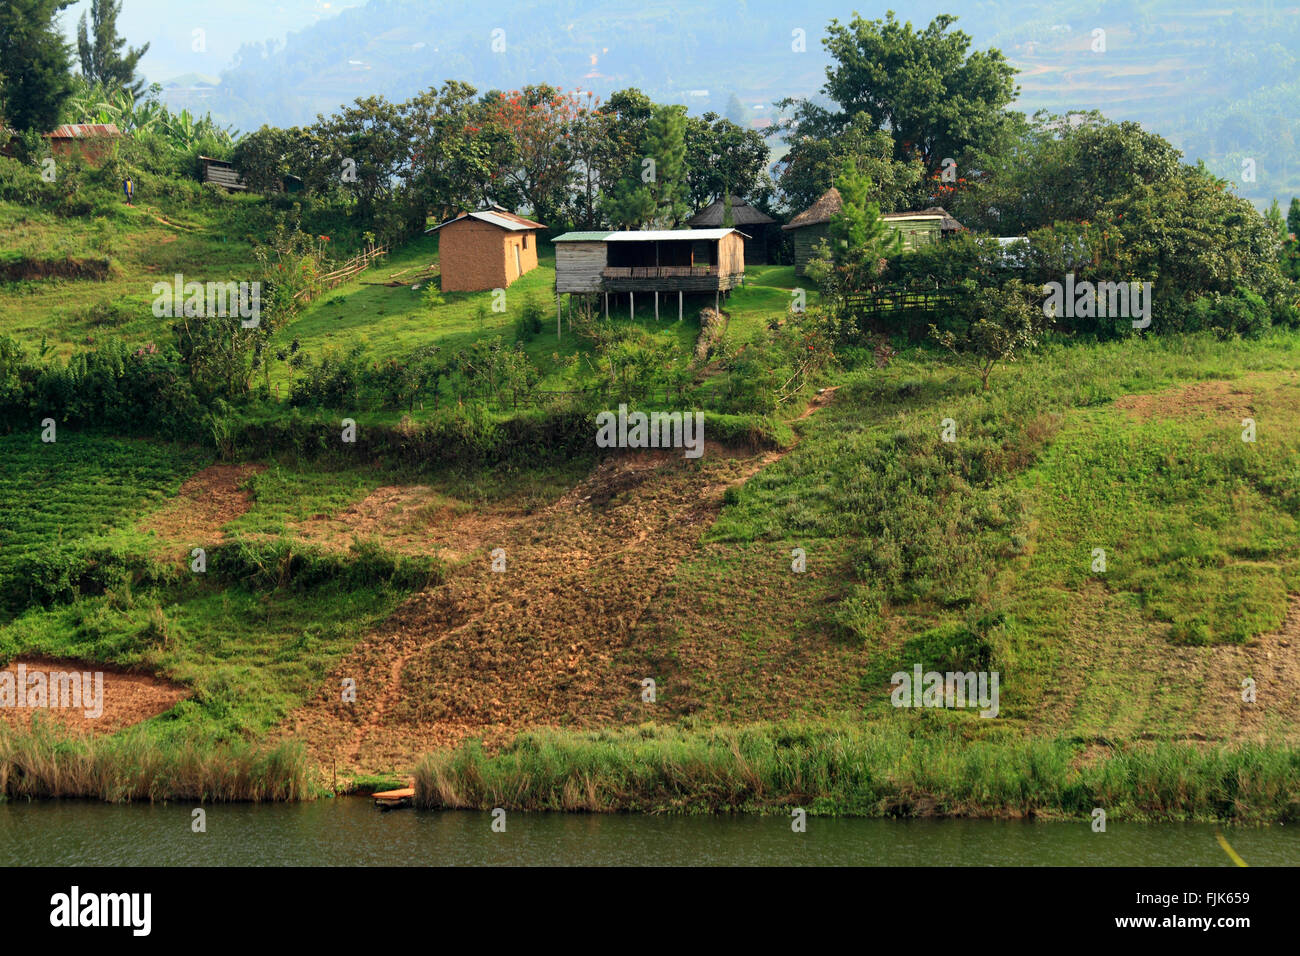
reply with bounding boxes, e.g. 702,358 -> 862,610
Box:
724,93 -> 750,128
560,90 -> 611,228
232,125 -> 295,194
952,111 -> 1186,234
403,81 -> 508,221
0,0 -> 76,131
682,111 -> 769,209
781,11 -> 1018,183
312,95 -> 409,231
1098,163 -> 1286,319
594,88 -> 654,205
771,110 -> 924,214
488,84 -> 581,224
1288,197 -> 1300,238
76,0 -> 148,97
604,104 -> 689,229
930,280 -> 1045,390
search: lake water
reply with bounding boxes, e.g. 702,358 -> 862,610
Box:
2,798 -> 1297,866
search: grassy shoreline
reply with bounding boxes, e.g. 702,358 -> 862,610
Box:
4,718 -> 1298,823
410,721 -> 1300,823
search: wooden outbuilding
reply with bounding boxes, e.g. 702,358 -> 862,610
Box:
685,196 -> 776,264
426,206 -> 546,292
552,227 -> 746,325
198,155 -> 247,191
783,188 -> 962,275
43,123 -> 121,165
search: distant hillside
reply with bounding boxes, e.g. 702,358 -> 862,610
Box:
159,0 -> 1300,209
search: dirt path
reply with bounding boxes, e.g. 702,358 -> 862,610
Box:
284,396 -> 840,776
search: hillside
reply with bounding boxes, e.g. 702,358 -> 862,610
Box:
4,178 -> 1300,820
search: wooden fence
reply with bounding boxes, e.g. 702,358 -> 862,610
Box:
294,244 -> 389,303
842,287 -> 962,339
602,265 -> 720,279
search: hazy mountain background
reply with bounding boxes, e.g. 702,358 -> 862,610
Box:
57,0 -> 1300,208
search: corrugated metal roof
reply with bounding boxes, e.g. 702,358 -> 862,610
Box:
555,228 -> 742,242
607,228 -> 738,241
426,208 -> 546,234
45,123 -> 121,139
879,213 -> 944,221
553,231 -> 613,242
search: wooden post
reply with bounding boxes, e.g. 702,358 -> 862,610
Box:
678,290 -> 683,322
714,289 -> 719,313
654,291 -> 659,322
604,292 -> 609,320
630,291 -> 635,321
557,294 -> 562,340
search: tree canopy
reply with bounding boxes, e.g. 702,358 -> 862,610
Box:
77,0 -> 149,98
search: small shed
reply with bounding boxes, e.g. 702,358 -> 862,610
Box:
198,155 -> 247,191
783,187 -> 951,275
685,197 -> 776,264
426,206 -> 546,292
43,123 -> 121,165
553,228 -> 746,294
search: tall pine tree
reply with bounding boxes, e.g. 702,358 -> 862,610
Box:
604,104 -> 689,229
0,0 -> 76,131
77,0 -> 149,97
806,157 -> 903,303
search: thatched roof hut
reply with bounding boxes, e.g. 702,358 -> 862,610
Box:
687,197 -> 776,264
783,187 -> 843,231
917,206 -> 964,233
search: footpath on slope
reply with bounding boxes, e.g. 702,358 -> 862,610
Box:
284,391 -> 840,777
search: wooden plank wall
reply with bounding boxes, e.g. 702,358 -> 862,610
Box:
555,241 -> 607,293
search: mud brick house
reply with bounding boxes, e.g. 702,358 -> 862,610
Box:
426,206 -> 546,292
783,187 -> 963,275
43,124 -> 122,165
685,196 -> 776,264
552,227 -> 746,320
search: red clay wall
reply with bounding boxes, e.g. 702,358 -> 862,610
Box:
439,219 -> 540,292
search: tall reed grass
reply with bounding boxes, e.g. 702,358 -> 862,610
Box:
0,721 -> 312,802
412,721 -> 1300,822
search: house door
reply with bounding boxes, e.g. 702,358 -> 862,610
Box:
514,243 -> 523,278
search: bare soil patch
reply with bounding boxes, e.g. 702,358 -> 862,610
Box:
0,657 -> 188,735
1036,584 -> 1300,745
1114,380 -> 1255,422
293,484 -> 527,560
143,463 -> 264,552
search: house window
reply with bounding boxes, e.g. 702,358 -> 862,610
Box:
522,234 -> 529,250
